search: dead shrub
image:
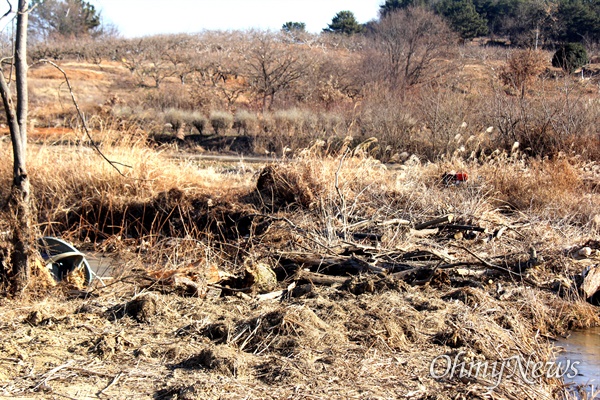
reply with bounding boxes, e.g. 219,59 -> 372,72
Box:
500,49 -> 547,98
209,110 -> 233,135
233,110 -> 258,135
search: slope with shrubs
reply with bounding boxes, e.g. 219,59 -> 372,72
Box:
16,28 -> 599,161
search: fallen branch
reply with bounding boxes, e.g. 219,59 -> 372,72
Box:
296,270 -> 349,285
414,214 -> 453,230
452,245 -> 539,286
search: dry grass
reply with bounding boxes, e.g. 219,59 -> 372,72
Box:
0,140 -> 253,241
1,135 -> 599,399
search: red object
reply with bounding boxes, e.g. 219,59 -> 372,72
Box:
455,172 -> 468,182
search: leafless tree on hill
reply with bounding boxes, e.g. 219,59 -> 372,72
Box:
241,31 -> 314,111
366,6 -> 456,93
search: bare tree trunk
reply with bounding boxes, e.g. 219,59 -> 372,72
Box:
0,0 -> 33,294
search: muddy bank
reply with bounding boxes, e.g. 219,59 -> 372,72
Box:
54,188 -> 265,243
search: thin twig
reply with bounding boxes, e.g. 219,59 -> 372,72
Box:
0,1 -> 12,25
35,59 -> 132,177
32,360 -> 74,391
452,244 -> 538,286
97,371 -> 123,396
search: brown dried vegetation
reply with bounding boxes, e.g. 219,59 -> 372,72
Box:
0,29 -> 599,399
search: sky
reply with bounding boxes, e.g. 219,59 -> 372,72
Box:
87,0 -> 384,38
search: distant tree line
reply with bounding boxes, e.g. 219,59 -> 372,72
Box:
27,0 -> 599,49
326,0 -> 599,46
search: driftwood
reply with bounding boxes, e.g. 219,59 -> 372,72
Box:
296,270 -> 349,285
582,266 -> 600,299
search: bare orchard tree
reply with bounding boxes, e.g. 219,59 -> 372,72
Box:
0,0 -> 34,293
367,6 -> 456,92
241,31 -> 313,111
185,32 -> 245,111
162,34 -> 198,85
120,36 -> 177,88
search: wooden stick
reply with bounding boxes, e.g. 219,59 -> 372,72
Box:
296,270 -> 349,285
442,224 -> 486,233
414,214 -> 454,230
377,218 -> 411,227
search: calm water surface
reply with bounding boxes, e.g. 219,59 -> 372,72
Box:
556,327 -> 600,398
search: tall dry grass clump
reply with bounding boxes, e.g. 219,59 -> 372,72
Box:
480,156 -> 598,225
0,140 -> 253,239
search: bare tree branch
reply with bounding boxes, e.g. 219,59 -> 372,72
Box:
36,59 -> 133,176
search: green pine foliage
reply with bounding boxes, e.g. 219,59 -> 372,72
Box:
555,0 -> 600,43
30,0 -> 102,39
436,0 -> 489,39
282,22 -> 306,33
379,0 -> 432,16
323,11 -> 365,35
552,43 -> 589,72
